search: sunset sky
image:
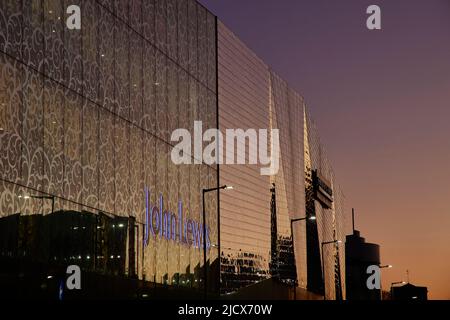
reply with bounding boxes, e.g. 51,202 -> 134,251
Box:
199,0 -> 450,299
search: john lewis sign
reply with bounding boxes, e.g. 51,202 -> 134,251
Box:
144,187 -> 211,250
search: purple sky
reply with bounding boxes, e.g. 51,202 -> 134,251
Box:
199,0 -> 450,299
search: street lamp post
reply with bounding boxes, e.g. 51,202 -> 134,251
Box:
378,264 -> 392,300
202,185 -> 233,300
290,215 -> 316,300
321,239 -> 342,300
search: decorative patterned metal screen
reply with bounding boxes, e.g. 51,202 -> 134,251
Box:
0,0 -> 219,292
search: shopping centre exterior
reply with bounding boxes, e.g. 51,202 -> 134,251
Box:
0,0 -> 346,300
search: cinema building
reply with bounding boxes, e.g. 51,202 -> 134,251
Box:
0,0 -> 346,300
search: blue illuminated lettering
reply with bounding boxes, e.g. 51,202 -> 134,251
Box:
144,187 -> 210,251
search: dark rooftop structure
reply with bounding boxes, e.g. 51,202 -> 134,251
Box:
391,283 -> 428,301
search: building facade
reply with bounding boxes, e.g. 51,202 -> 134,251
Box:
391,283 -> 428,301
345,230 -> 380,300
0,0 -> 219,293
1,0 -> 346,299
217,22 -> 346,299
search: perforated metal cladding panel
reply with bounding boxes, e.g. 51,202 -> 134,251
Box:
305,109 -> 347,299
218,22 -> 272,293
0,0 -> 218,287
270,73 -> 307,289
334,183 -> 346,299
218,22 -> 345,297
218,22 -> 307,293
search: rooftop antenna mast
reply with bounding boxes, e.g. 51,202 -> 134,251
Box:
352,208 -> 355,233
